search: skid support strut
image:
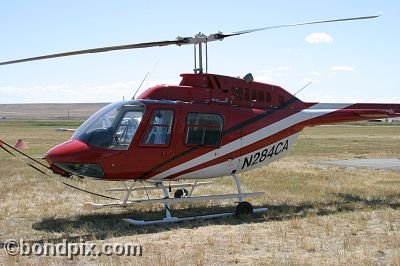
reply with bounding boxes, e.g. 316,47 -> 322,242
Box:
232,173 -> 243,202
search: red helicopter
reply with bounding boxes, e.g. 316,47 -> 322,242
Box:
1,15 -> 399,225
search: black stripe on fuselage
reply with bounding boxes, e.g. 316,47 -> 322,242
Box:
223,96 -> 298,135
139,146 -> 200,179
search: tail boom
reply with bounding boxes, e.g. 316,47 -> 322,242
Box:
303,103 -> 400,126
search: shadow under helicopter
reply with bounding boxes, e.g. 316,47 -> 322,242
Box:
31,193 -> 400,243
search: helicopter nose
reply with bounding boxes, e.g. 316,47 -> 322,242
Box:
46,139 -> 104,178
46,139 -> 90,164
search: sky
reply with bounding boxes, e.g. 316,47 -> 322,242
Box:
0,1 -> 399,104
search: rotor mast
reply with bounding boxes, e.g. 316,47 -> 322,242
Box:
179,32 -> 215,74
193,33 -> 208,74
194,39 -> 205,74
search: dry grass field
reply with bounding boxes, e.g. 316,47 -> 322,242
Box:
1,120 -> 400,265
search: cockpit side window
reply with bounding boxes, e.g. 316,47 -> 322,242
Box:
142,110 -> 174,146
110,111 -> 143,150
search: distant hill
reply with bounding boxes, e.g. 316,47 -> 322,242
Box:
0,103 -> 109,120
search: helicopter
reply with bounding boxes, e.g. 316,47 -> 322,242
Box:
1,14 -> 399,225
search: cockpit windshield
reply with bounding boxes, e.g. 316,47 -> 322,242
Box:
72,101 -> 145,150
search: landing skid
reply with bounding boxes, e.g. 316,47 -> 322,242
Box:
86,174 -> 267,225
86,192 -> 264,207
122,208 -> 268,226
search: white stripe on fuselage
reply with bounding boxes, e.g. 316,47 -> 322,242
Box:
150,103 -> 352,180
174,133 -> 300,179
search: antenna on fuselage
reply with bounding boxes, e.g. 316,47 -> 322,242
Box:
132,72 -> 149,100
132,59 -> 159,99
294,81 -> 313,97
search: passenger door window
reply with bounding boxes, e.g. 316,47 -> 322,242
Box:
185,113 -> 223,146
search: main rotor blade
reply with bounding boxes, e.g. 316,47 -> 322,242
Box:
217,15 -> 380,39
0,15 -> 380,66
0,39 -> 185,66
